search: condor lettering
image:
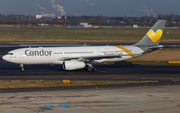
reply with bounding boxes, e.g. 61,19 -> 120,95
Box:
25,50 -> 52,56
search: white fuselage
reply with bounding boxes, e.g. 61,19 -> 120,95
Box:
2,45 -> 144,65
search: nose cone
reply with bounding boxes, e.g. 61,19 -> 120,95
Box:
2,55 -> 8,61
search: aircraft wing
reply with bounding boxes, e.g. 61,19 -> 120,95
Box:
58,54 -> 139,62
59,55 -> 122,62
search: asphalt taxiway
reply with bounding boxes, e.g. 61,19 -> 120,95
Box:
0,62 -> 180,81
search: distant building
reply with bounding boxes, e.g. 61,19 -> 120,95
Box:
36,14 -> 56,19
36,15 -> 42,19
38,23 -> 48,26
132,24 -> 138,28
78,22 -> 92,28
41,14 -> 56,19
57,16 -> 61,19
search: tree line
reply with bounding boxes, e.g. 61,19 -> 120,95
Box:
0,14 -> 179,27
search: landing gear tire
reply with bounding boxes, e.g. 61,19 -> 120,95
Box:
87,67 -> 92,72
86,66 -> 97,72
93,67 -> 97,71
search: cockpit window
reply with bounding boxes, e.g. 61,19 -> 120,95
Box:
6,53 -> 13,55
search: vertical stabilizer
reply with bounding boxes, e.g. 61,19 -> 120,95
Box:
134,20 -> 166,47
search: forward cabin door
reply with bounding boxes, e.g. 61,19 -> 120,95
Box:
19,50 -> 25,58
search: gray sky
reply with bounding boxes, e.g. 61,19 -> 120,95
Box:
0,0 -> 179,17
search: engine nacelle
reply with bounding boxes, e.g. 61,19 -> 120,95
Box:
63,61 -> 86,70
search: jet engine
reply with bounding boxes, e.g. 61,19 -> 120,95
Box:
63,61 -> 86,70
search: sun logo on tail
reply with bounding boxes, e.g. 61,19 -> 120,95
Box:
147,29 -> 163,43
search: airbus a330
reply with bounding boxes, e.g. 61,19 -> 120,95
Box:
2,20 -> 166,71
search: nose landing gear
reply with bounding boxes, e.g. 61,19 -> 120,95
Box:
20,64 -> 24,71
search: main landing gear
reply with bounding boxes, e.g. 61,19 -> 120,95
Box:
20,64 -> 24,71
86,64 -> 97,72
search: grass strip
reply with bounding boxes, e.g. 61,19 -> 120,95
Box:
0,29 -> 180,43
0,80 -> 158,89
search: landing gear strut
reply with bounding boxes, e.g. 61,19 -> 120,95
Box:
20,64 -> 24,71
86,64 -> 97,72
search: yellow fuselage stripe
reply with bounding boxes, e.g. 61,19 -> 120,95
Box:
115,46 -> 136,58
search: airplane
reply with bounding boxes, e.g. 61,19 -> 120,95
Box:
2,20 -> 166,71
